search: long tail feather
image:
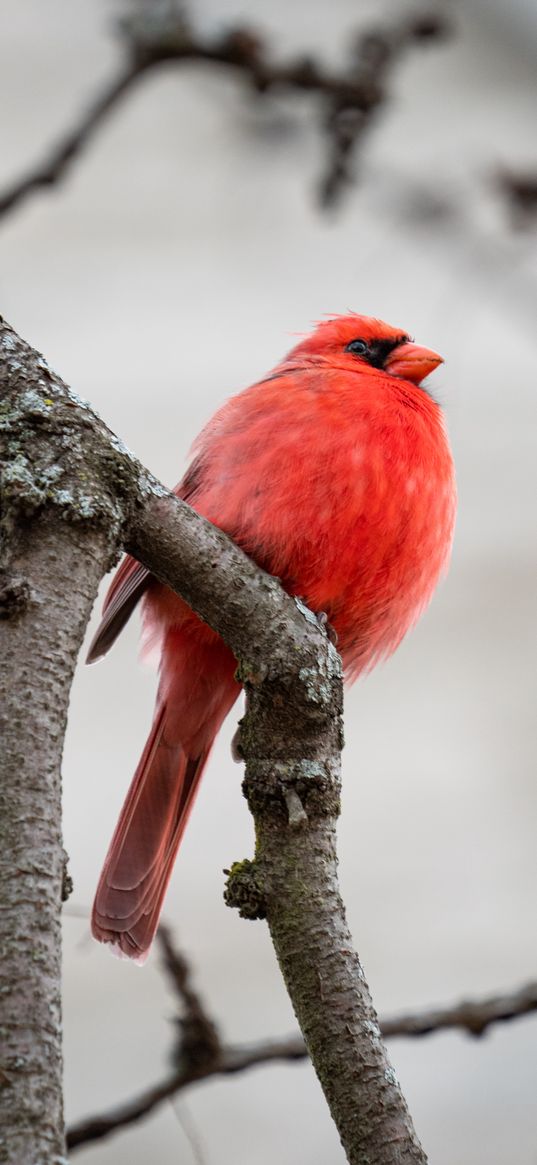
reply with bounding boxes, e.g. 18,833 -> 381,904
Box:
91,702 -> 211,960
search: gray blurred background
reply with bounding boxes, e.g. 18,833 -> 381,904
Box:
1,1 -> 536,1161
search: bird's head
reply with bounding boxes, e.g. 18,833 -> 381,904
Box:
288,314 -> 443,387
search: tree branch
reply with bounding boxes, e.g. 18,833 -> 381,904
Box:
381,980 -> 537,1039
0,6 -> 450,222
1,314 -> 427,1161
66,1038 -> 308,1151
66,931 -> 537,1153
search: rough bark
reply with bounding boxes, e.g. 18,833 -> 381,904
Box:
0,524 -> 107,1165
0,315 -> 426,1164
227,694 -> 427,1164
0,324 -> 126,1163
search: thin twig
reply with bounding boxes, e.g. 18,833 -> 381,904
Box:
66,1036 -> 308,1151
0,63 -> 144,218
66,965 -> 537,1152
381,980 -> 537,1039
170,1098 -> 209,1165
319,14 -> 450,207
157,925 -> 221,1071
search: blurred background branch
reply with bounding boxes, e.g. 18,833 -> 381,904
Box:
495,168 -> 537,229
0,2 -> 450,220
66,925 -> 537,1153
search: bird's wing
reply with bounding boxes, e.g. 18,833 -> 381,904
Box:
86,555 -> 150,663
86,457 -> 208,665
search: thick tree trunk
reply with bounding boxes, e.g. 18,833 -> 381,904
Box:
0,522 -> 107,1164
0,318 -> 125,1162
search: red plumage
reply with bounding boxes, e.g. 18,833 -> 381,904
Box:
88,314 -> 456,959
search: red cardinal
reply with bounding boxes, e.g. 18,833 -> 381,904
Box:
87,314 -> 456,959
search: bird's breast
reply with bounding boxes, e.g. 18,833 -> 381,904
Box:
152,373 -> 456,678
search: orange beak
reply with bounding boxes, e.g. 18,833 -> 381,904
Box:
384,342 -> 443,385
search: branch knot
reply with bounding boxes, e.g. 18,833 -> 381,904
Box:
242,758 -> 341,821
223,859 -> 266,920
0,573 -> 31,620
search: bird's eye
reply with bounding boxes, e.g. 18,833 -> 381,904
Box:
345,339 -> 369,356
